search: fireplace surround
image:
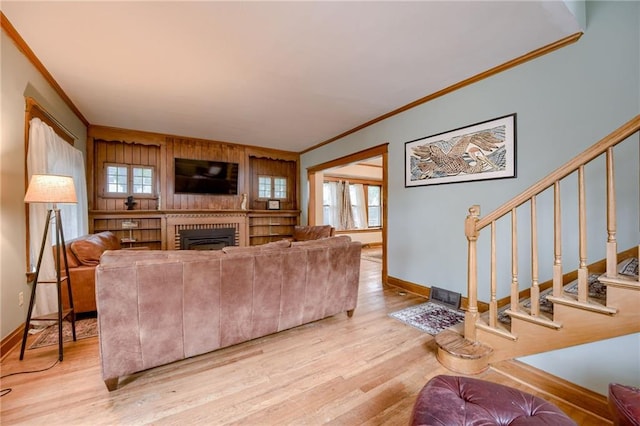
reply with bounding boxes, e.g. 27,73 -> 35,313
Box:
166,212 -> 248,249
179,228 -> 235,250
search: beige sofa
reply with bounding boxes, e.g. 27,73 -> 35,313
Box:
96,236 -> 361,391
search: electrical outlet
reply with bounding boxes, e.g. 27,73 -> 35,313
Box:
18,291 -> 24,307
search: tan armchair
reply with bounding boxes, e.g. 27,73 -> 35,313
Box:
54,231 -> 121,313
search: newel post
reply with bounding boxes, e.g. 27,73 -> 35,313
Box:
464,205 -> 480,342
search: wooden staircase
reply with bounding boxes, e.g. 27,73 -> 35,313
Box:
436,115 -> 640,374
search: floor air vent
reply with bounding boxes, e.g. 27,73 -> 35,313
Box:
430,286 -> 461,310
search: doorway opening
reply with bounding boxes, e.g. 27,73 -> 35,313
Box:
306,144 -> 388,282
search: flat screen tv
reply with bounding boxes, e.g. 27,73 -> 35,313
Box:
174,158 -> 239,195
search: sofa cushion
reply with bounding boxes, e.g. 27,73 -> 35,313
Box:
293,225 -> 333,241
70,231 -> 121,266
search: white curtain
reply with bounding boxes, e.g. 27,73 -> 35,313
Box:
27,118 -> 88,318
349,184 -> 367,229
323,180 -> 358,230
338,181 -> 353,230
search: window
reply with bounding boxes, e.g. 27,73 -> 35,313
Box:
323,180 -> 382,230
105,164 -> 155,196
323,182 -> 336,226
107,165 -> 128,194
258,175 -> 287,199
132,166 -> 154,194
367,185 -> 381,227
273,177 -> 287,199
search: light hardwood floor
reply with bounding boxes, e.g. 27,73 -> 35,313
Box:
1,253 -> 608,425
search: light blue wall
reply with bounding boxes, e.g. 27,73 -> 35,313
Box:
300,1 -> 639,394
0,29 -> 87,340
521,334 -> 640,395
301,1 -> 638,293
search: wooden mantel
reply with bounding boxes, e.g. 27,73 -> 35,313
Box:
89,209 -> 300,249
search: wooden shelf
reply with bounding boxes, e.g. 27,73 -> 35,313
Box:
248,211 -> 298,246
90,213 -> 163,250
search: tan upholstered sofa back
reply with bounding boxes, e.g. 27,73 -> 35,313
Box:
96,236 -> 361,390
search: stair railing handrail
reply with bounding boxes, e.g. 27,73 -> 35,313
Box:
464,114 -> 640,342
476,115 -> 640,231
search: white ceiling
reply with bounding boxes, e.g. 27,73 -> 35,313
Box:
2,1 -> 581,153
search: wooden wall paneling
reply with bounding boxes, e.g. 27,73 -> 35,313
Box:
248,156 -> 297,210
89,129 -> 299,216
168,137 -> 246,211
94,139 -> 161,211
166,138 -> 176,210
158,144 -> 166,210
94,140 -> 104,209
86,136 -> 95,210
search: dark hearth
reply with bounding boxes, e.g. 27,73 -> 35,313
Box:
179,228 -> 235,250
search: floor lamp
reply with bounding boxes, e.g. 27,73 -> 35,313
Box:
20,174 -> 78,361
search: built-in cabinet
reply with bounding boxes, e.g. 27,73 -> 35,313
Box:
90,211 -> 164,250
248,211 -> 299,245
87,126 -> 300,249
89,210 -> 299,248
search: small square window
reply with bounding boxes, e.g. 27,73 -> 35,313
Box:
258,175 -> 287,200
273,177 -> 287,199
132,166 -> 154,194
258,176 -> 272,198
106,166 -> 128,194
105,164 -> 155,196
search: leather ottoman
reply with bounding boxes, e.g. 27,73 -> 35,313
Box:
410,375 -> 576,425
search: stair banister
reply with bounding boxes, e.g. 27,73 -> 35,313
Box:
464,115 -> 640,342
464,205 -> 480,341
474,115 -> 640,231
530,195 -> 540,316
578,165 -> 588,302
553,182 -> 562,297
606,147 -> 617,278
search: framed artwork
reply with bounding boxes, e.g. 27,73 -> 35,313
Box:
267,199 -> 281,210
405,113 -> 516,187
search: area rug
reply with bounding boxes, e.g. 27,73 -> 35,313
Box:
389,302 -> 464,335
29,318 -> 98,350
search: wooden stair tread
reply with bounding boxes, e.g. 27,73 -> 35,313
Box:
546,294 -> 617,315
506,308 -> 563,329
476,315 -> 518,340
598,274 -> 640,289
435,329 -> 493,359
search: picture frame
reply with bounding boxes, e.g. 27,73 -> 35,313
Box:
405,113 -> 516,187
267,199 -> 281,210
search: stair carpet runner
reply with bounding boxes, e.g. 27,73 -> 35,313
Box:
498,257 -> 638,325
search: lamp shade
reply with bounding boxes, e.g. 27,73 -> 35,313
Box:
24,174 -> 77,204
